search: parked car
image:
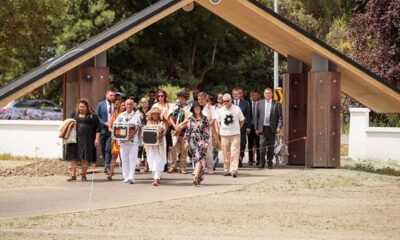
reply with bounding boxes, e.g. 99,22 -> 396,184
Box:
0,99 -> 63,120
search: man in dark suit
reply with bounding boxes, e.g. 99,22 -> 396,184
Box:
255,88 -> 283,169
232,87 -> 251,167
96,89 -> 116,173
248,90 -> 261,166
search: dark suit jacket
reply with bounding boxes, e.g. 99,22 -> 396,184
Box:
234,99 -> 251,130
255,99 -> 283,134
96,100 -> 111,134
249,100 -> 258,127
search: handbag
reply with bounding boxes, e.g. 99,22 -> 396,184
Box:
63,125 -> 77,144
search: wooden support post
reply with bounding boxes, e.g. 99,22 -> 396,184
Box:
283,56 -> 307,165
306,53 -> 341,167
63,52 -> 109,164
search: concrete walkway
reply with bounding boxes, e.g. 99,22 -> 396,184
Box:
0,165 -> 303,219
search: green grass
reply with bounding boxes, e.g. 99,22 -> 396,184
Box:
340,144 -> 348,156
344,161 -> 400,177
0,153 -> 58,161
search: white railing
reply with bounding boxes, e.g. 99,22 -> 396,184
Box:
349,108 -> 400,163
0,120 -> 63,159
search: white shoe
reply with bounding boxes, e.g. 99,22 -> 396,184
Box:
129,180 -> 135,184
122,179 -> 129,183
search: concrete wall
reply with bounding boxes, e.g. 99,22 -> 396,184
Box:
349,108 -> 400,163
0,120 -> 63,159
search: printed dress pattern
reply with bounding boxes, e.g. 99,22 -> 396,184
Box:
184,116 -> 210,163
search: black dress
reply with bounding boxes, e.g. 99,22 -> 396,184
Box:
65,113 -> 100,163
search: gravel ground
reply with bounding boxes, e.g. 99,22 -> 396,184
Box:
0,169 -> 399,240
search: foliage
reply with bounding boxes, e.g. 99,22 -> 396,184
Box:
346,0 -> 400,126
345,161 -> 400,177
157,84 -> 183,103
348,0 -> 400,88
0,0 -> 66,86
0,0 -> 398,130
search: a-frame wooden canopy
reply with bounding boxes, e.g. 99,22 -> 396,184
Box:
0,0 -> 399,112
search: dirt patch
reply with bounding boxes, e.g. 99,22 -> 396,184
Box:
0,169 -> 399,240
0,160 -> 70,177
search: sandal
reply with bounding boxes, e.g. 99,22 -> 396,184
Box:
67,176 -> 77,182
193,177 -> 201,186
81,176 -> 87,182
152,180 -> 159,186
107,175 -> 112,181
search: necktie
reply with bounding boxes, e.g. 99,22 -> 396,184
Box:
253,102 -> 256,118
109,103 -> 112,114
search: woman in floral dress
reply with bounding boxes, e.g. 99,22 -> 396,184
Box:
184,103 -> 210,186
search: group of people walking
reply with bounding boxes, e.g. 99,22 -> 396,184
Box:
63,86 -> 283,186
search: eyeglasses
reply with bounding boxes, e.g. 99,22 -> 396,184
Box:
158,95 -> 164,98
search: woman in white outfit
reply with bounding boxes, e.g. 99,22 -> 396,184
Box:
144,107 -> 167,186
115,99 -> 141,184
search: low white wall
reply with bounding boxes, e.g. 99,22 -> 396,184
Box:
349,108 -> 400,163
0,120 -> 63,159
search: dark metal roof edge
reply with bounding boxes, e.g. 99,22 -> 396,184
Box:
0,0 -> 181,101
250,0 -> 399,94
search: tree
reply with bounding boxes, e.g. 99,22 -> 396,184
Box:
0,0 -> 66,86
348,0 -> 400,88
347,0 -> 400,126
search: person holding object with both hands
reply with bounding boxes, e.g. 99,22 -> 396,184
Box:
115,99 -> 141,184
143,107 -> 167,186
184,103 -> 210,186
214,94 -> 244,178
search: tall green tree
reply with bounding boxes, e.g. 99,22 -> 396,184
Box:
0,0 -> 66,86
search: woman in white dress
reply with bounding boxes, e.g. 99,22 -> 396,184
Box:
151,89 -> 172,172
144,107 -> 167,186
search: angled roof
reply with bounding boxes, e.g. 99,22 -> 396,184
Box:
0,0 -> 399,112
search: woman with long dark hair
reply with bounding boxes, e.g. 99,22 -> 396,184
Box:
184,103 -> 209,186
152,89 -> 172,172
65,98 -> 100,182
107,99 -> 126,180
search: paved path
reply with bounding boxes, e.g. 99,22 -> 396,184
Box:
0,165 -> 303,219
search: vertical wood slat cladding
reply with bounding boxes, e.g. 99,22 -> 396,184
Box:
283,73 -> 308,165
79,67 -> 109,111
306,72 -> 341,167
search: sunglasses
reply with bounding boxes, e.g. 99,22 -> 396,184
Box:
158,95 -> 165,98
140,101 -> 148,104
223,100 -> 230,103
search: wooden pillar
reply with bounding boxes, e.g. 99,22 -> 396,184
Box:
283,56 -> 307,165
63,52 -> 109,164
305,53 -> 341,167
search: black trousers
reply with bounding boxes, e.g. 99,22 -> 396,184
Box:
248,124 -> 260,163
259,126 -> 275,166
100,131 -> 111,169
239,129 -> 247,162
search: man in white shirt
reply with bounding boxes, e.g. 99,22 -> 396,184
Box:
255,88 -> 283,169
115,98 -> 141,184
215,93 -> 245,178
96,89 -> 115,174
